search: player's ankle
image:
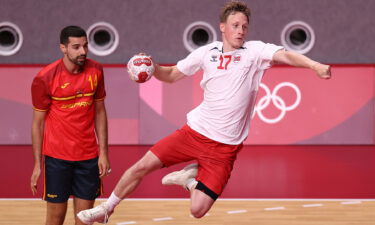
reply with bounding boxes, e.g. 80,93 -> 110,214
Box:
106,192 -> 122,211
186,178 -> 198,191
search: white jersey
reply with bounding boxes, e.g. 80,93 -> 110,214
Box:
177,41 -> 283,145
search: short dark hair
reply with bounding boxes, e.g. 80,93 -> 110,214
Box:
60,26 -> 87,45
220,1 -> 251,23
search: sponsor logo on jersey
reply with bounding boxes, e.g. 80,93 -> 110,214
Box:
60,83 -> 70,89
61,100 -> 93,109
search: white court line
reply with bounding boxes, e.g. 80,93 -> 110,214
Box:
264,207 -> 285,211
153,217 -> 173,222
341,201 -> 362,205
117,221 -> 137,225
227,209 -> 247,214
303,204 -> 323,207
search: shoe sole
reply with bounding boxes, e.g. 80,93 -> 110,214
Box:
161,164 -> 198,185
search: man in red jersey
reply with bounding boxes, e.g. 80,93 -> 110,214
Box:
30,25 -> 110,225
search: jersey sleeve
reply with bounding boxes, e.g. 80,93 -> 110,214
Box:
176,45 -> 207,76
94,67 -> 106,101
31,75 -> 51,111
257,42 -> 284,70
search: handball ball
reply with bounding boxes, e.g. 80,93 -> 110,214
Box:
127,55 -> 154,83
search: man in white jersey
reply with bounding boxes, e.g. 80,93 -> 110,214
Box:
78,1 -> 331,223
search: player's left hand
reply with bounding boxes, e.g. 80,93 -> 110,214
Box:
313,63 -> 331,79
98,153 -> 111,178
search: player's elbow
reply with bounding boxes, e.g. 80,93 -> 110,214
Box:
273,51 -> 294,65
154,76 -> 175,84
165,77 -> 177,83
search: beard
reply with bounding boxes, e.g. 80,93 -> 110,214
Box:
69,55 -> 86,66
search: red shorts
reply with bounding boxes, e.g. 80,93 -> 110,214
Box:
150,125 -> 243,196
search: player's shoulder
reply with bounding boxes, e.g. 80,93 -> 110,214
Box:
85,58 -> 103,70
243,40 -> 283,50
206,41 -> 223,52
243,40 -> 268,50
35,59 -> 62,80
242,41 -> 282,57
39,59 -> 61,72
193,41 -> 222,53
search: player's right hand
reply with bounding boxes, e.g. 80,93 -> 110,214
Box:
30,166 -> 41,195
313,63 -> 331,79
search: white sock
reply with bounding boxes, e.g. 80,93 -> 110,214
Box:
186,178 -> 198,191
105,192 -> 122,211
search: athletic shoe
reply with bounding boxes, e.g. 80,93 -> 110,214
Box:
161,163 -> 198,188
77,202 -> 113,224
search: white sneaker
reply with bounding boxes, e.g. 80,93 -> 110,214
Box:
77,202 -> 113,224
162,163 -> 198,188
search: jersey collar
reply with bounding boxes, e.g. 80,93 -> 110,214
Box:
210,42 -> 246,53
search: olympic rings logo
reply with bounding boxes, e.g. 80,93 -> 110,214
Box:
253,82 -> 301,124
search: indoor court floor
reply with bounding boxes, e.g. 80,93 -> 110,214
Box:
1,145 -> 374,224
1,199 -> 374,225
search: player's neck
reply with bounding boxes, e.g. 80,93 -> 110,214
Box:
62,57 -> 83,74
222,41 -> 240,53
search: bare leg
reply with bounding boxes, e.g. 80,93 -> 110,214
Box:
113,151 -> 163,198
161,163 -> 215,218
73,198 -> 95,225
76,151 -> 166,224
190,187 -> 215,218
45,202 -> 67,225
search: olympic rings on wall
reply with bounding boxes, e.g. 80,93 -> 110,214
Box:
253,82 -> 301,124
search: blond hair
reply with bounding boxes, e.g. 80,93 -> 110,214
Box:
219,0 -> 251,23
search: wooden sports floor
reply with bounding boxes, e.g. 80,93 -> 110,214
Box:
1,199 -> 374,225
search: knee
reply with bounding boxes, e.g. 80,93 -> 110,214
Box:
130,161 -> 152,177
128,152 -> 162,178
46,203 -> 67,224
190,205 -> 208,219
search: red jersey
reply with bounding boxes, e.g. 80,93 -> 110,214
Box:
31,59 -> 106,161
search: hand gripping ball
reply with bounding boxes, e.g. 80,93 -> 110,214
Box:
127,54 -> 154,83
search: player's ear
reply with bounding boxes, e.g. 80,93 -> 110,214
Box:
60,44 -> 67,54
220,23 -> 225,33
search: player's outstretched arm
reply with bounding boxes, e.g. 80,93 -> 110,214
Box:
273,50 -> 331,79
153,64 -> 186,83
